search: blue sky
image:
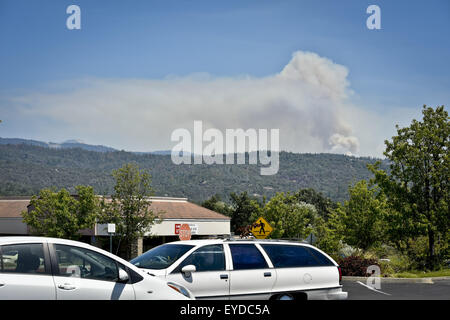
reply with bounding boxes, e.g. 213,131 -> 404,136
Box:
0,0 -> 449,156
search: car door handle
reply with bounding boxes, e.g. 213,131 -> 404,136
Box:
264,272 -> 272,277
220,274 -> 228,280
0,283 -> 5,287
58,283 -> 77,290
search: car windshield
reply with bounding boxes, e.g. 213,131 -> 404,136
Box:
130,244 -> 194,270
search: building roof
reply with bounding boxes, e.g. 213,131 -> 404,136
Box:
150,198 -> 230,220
0,197 -> 230,221
0,200 -> 30,218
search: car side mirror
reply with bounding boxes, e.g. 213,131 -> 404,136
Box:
181,264 -> 196,277
118,268 -> 129,283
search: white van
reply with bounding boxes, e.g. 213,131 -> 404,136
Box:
131,239 -> 347,300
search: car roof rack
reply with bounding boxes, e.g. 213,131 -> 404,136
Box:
223,238 -> 308,244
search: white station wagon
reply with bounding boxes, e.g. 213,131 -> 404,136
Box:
0,237 -> 194,300
130,239 -> 348,300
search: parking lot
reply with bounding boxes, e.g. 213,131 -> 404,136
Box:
342,279 -> 450,300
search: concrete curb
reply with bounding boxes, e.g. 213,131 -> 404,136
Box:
342,276 -> 450,284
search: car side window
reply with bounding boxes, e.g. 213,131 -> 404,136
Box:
229,244 -> 268,270
0,243 -> 48,274
261,244 -> 331,268
307,247 -> 335,266
173,244 -> 225,273
54,244 -> 119,282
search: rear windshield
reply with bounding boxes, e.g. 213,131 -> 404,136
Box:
261,244 -> 334,268
130,244 -> 194,270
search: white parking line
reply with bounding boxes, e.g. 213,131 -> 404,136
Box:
356,281 -> 392,296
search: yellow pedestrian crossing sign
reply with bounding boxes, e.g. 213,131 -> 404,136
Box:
251,217 -> 273,239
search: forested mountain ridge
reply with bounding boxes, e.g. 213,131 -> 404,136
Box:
0,144 -> 388,203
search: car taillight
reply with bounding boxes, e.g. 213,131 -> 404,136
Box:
338,266 -> 342,285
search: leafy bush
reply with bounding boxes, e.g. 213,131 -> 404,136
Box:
359,246 -> 415,276
338,244 -> 359,258
382,254 -> 412,275
337,255 -> 379,276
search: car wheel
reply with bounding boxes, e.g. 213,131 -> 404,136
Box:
274,293 -> 294,300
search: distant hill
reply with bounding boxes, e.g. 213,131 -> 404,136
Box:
133,150 -> 173,155
0,138 -> 49,148
0,137 -> 177,155
0,137 -> 117,153
0,143 -> 389,204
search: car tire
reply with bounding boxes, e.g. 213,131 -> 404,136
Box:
272,293 -> 295,300
270,292 -> 308,301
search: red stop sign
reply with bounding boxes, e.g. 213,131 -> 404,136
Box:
179,224 -> 191,241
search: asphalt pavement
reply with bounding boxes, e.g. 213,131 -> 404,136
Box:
342,279 -> 450,300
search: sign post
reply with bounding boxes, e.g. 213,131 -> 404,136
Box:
107,223 -> 116,253
250,217 -> 273,239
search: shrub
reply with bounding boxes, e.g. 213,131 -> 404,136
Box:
338,243 -> 358,258
338,255 -> 379,276
384,253 -> 411,275
359,246 -> 413,276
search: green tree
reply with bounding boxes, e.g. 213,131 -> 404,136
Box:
201,194 -> 233,217
22,185 -> 100,239
335,180 -> 388,251
294,188 -> 337,220
313,211 -> 345,259
369,105 -> 449,269
100,163 -> 158,260
228,192 -> 262,233
258,192 -> 316,239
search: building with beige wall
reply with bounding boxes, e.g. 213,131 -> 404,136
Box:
0,196 -> 231,255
